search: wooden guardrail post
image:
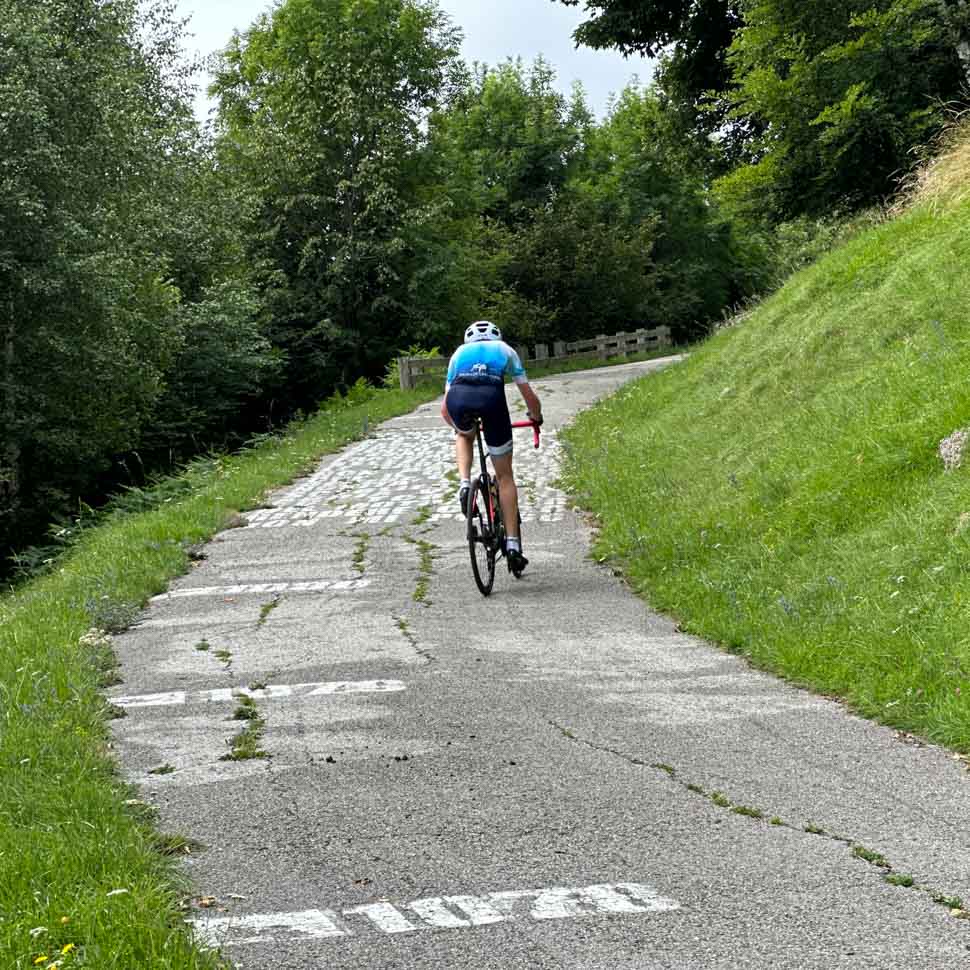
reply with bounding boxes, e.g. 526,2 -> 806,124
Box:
397,356 -> 412,391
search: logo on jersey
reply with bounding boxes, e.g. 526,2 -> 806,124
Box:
472,363 -> 488,377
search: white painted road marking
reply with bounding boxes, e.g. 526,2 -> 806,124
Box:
115,680 -> 406,709
191,882 -> 680,948
206,910 -> 351,944
151,579 -> 371,601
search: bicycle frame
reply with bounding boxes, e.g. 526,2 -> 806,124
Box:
465,417 -> 541,596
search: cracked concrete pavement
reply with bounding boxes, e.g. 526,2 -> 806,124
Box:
110,358 -> 970,968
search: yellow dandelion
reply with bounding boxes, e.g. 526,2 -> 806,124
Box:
61,944 -> 76,955
33,957 -> 48,966
59,917 -> 70,924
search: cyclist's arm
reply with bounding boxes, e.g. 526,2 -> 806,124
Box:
505,344 -> 542,422
516,381 -> 542,423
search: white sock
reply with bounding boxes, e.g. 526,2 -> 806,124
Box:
460,478 -> 470,490
506,537 -> 521,553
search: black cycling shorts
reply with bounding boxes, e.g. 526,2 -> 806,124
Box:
445,379 -> 513,457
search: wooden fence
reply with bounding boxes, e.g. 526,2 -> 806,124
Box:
397,326 -> 673,391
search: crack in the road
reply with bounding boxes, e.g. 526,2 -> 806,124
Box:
395,615 -> 436,664
550,721 -> 970,924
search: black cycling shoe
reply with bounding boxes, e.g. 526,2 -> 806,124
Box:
506,548 -> 529,577
459,485 -> 470,517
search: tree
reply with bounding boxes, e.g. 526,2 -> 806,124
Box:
718,0 -> 966,220
574,85 -> 744,338
0,0 -> 197,551
555,0 -> 745,161
211,0 -> 464,407
425,59 -> 590,227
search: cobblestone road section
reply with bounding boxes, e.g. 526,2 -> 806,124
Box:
244,427 -> 566,528
109,359 -> 970,970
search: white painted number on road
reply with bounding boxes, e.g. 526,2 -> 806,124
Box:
192,881 -> 680,948
115,680 -> 406,709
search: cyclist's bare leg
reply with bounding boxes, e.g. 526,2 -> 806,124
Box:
491,453 -> 519,540
455,431 -> 473,481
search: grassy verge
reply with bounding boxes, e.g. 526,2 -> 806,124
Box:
561,193 -> 970,753
0,385 -> 434,968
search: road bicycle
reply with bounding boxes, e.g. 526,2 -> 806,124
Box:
466,417 -> 541,597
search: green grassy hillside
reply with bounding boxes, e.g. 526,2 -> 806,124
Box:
563,138 -> 970,752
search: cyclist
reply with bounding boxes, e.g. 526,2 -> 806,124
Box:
440,320 -> 542,575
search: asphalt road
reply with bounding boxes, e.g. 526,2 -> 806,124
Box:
111,358 -> 970,969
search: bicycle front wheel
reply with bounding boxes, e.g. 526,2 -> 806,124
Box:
467,477 -> 496,596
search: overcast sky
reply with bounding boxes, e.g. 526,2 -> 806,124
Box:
174,0 -> 651,122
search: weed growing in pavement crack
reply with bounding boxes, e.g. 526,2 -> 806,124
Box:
148,764 -> 176,776
222,698 -> 268,761
194,639 -> 210,652
550,720 -> 970,922
231,695 -> 260,721
413,505 -> 432,526
931,892 -> 965,911
732,804 -> 765,819
351,533 -> 370,574
853,845 -> 891,869
405,535 -> 436,605
257,594 -> 282,626
885,874 -> 916,887
214,648 -> 232,668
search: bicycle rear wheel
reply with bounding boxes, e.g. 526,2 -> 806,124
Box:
467,477 -> 496,596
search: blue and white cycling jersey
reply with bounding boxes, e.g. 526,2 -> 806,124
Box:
445,340 -> 527,391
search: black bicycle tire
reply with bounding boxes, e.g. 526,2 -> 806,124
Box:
467,476 -> 495,596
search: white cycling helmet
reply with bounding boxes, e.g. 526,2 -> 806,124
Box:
464,320 -> 502,344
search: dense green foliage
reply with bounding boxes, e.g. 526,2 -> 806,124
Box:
562,162 -> 970,750
561,0 -> 969,217
0,1 -> 272,557
211,0 -> 464,408
409,60 -> 749,348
